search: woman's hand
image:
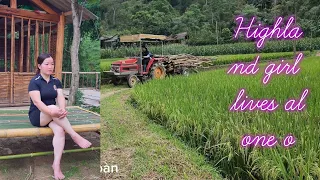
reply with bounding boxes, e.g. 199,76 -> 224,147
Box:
58,109 -> 68,119
50,108 -> 67,119
50,108 -> 63,118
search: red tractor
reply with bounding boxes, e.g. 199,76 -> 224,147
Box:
105,34 -> 192,88
105,34 -> 169,87
107,55 -> 167,87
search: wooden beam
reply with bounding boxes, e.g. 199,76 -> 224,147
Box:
42,21 -> 44,53
55,14 -> 65,80
64,11 -> 72,16
48,22 -> 51,53
10,0 -> 17,9
0,6 -> 59,22
19,18 -> 24,72
30,0 -> 58,15
27,19 -> 30,72
34,20 -> 39,72
4,17 -> 7,72
10,16 -> 15,104
18,24 -> 58,36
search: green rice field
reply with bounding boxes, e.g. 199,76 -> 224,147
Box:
131,55 -> 320,179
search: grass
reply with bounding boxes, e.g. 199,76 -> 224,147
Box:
100,89 -> 223,179
88,106 -> 100,114
1,166 -> 8,174
64,166 -> 80,178
131,55 -> 320,179
100,84 -> 129,94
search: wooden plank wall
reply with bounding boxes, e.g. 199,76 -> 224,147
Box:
13,73 -> 34,104
0,16 -> 58,106
0,73 -> 10,104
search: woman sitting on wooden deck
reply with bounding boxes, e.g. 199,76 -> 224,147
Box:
28,53 -> 92,180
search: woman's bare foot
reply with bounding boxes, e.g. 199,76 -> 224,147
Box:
71,134 -> 92,148
52,163 -> 65,180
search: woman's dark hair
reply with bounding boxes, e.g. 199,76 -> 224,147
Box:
36,53 -> 52,74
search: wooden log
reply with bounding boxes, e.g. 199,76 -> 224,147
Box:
4,16 -> 7,72
42,21 -> 44,53
10,16 -> 15,104
27,19 -> 30,72
19,18 -> 24,72
48,22 -> 51,53
34,20 -> 39,72
55,14 -> 65,80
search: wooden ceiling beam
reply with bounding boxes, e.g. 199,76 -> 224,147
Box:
0,6 -> 59,22
29,0 -> 58,15
64,11 -> 72,16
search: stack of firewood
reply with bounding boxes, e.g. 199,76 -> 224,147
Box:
162,54 -> 212,72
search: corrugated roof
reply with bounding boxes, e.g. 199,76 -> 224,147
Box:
42,0 -> 97,23
120,34 -> 167,42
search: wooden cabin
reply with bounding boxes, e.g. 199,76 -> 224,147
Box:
0,0 -> 97,107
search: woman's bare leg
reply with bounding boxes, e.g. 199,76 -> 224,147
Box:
48,121 -> 65,180
40,105 -> 92,148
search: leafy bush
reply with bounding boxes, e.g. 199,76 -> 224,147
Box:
75,89 -> 84,106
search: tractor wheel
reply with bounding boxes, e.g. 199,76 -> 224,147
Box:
127,74 -> 139,88
150,63 -> 166,79
112,77 -> 122,86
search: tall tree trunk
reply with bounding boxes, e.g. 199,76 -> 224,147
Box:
68,0 -> 81,105
216,21 -> 218,45
113,7 -> 116,26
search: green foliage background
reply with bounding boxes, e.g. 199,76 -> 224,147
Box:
100,0 -> 320,45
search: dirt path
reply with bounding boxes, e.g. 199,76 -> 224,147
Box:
100,88 -> 129,99
100,86 -> 222,180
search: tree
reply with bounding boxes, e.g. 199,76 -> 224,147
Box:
63,0 -> 99,72
68,0 -> 82,106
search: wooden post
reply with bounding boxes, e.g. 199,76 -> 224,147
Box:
63,73 -> 66,89
10,16 -> 15,104
34,20 -> 39,72
48,22 -> 51,53
42,21 -> 44,53
82,75 -> 84,88
10,0 -> 17,8
95,73 -> 98,90
4,17 -> 7,72
27,19 -> 30,72
55,14 -> 65,80
19,18 -> 24,72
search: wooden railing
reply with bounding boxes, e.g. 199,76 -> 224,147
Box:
62,72 -> 101,90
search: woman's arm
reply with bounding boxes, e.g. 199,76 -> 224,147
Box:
56,89 -> 66,110
29,91 -> 54,116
